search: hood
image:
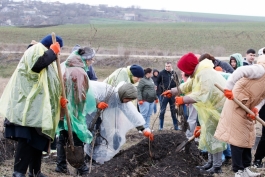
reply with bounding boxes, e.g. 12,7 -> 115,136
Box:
230,53 -> 243,68
117,82 -> 137,102
153,69 -> 159,75
65,51 -> 87,71
193,59 -> 214,76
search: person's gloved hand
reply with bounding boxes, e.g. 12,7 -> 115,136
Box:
161,90 -> 172,98
97,102 -> 108,110
138,100 -> 144,105
224,89 -> 234,100
175,96 -> 184,106
193,126 -> 201,138
143,128 -> 154,141
60,97 -> 68,109
50,42 -> 60,55
247,107 -> 258,121
155,99 -> 159,103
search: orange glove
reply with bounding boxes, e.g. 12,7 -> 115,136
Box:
50,42 -> 60,55
224,89 -> 233,100
155,99 -> 159,103
193,126 -> 201,138
60,97 -> 68,109
143,128 -> 154,141
247,107 -> 258,121
138,100 -> 144,105
175,96 -> 184,106
97,102 -> 108,110
161,90 -> 172,98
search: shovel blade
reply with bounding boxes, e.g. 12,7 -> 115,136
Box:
65,146 -> 84,169
176,140 -> 189,152
113,133 -> 122,150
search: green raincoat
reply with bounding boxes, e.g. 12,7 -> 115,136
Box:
230,53 -> 243,69
0,43 -> 61,140
180,60 -> 227,154
58,51 -> 96,143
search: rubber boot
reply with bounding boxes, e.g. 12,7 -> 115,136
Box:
13,172 -> 26,177
55,142 -> 68,173
206,166 -> 222,174
196,162 -> 212,170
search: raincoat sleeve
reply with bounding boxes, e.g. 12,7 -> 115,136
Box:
179,78 -> 194,95
120,102 -> 145,127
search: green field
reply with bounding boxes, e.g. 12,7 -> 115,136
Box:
0,19 -> 265,56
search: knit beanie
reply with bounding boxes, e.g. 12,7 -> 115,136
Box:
177,53 -> 199,75
118,83 -> 137,102
40,34 -> 63,48
130,65 -> 144,78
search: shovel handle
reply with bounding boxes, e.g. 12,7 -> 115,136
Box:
214,83 -> 265,127
51,32 -> 75,151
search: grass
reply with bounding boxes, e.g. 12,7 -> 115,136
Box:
0,20 -> 265,56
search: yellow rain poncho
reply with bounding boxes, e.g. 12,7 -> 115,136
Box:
180,60 -> 227,153
59,51 -> 96,143
103,66 -> 134,86
0,43 -> 61,140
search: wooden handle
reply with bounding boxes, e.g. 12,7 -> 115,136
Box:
215,83 -> 265,127
51,32 -> 75,151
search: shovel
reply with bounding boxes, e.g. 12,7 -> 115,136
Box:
176,130 -> 200,152
113,114 -> 122,150
51,32 -> 84,168
214,84 -> 265,127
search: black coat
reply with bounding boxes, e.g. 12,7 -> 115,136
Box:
151,69 -> 162,95
157,69 -> 179,92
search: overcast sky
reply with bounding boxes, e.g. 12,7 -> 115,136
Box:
48,0 -> 265,17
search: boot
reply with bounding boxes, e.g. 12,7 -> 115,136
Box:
55,143 -> 68,173
196,162 -> 212,170
28,172 -> 47,177
243,167 -> 260,177
13,172 -> 26,177
206,166 -> 222,174
76,163 -> 89,176
234,170 -> 244,177
252,159 -> 263,168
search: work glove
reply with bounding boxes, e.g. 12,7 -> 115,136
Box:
97,102 -> 108,110
161,90 -> 172,98
138,100 -> 144,105
247,107 -> 258,121
175,96 -> 184,106
50,42 -> 60,55
193,126 -> 201,138
143,128 -> 154,141
155,99 -> 159,103
224,89 -> 233,100
60,97 -> 68,109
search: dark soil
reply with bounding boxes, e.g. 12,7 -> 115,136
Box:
89,130 -> 212,177
0,138 -> 16,163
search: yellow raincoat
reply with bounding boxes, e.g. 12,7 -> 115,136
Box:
0,43 -> 61,140
179,60 -> 227,153
103,66 -> 134,86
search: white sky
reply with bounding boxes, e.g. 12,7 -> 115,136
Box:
48,0 -> 265,17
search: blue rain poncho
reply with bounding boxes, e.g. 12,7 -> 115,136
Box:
180,60 -> 227,154
59,52 -> 96,144
84,81 -> 145,164
0,43 -> 61,139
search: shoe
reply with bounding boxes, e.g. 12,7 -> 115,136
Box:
206,166 -> 222,174
55,166 -> 68,173
76,163 -> 89,176
196,162 -> 212,170
223,157 -> 232,165
252,159 -> 263,168
28,172 -> 47,177
12,172 -> 26,177
55,141 -> 68,173
234,170 -> 243,177
158,128 -> 163,131
243,167 -> 260,177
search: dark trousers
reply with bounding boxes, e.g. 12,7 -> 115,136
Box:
254,125 -> 265,161
159,96 -> 178,129
14,138 -> 42,175
231,144 -> 251,172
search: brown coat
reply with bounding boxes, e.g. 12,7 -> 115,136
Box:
214,68 -> 265,148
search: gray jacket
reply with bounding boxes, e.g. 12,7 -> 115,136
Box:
137,76 -> 157,103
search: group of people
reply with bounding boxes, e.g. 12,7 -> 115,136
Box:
0,33 -> 264,177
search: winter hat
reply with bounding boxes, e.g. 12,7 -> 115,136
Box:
40,34 -> 63,48
130,65 -> 144,78
215,66 -> 223,71
72,45 -> 95,60
118,83 -> 137,102
177,53 -> 199,75
257,55 -> 265,64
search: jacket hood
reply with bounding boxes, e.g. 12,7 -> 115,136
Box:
230,53 -> 243,68
153,69 -> 159,75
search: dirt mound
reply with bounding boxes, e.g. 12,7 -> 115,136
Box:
89,130 -> 212,177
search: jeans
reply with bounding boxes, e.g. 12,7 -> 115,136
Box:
208,152 -> 223,167
182,104 -> 189,120
139,101 -> 155,128
222,144 -> 231,161
159,96 -> 178,130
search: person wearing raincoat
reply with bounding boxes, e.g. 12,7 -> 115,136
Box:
162,53 -> 227,174
0,34 -> 63,177
55,46 -> 98,176
229,53 -> 244,70
214,55 -> 265,177
84,81 -> 154,164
